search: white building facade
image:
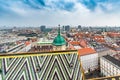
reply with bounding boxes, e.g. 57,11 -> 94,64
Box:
100,55 -> 120,77
80,53 -> 98,73
18,43 -> 32,52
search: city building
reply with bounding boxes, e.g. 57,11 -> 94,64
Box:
5,41 -> 32,53
30,27 -> 67,52
30,37 -> 53,52
93,43 -> 114,57
65,25 -> 70,31
78,25 -> 82,31
100,54 -> 120,77
68,41 -> 98,73
40,25 -> 46,32
79,48 -> 98,73
89,75 -> 120,80
5,43 -> 25,53
62,26 -> 65,31
18,41 -> 32,52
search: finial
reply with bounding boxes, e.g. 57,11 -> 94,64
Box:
58,24 -> 60,35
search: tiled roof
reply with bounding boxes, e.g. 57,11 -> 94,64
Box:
25,41 -> 30,45
95,39 -> 106,43
70,41 -> 80,45
93,35 -> 106,43
79,39 -> 87,48
94,35 -> 104,39
107,32 -> 120,37
74,33 -> 83,37
70,40 -> 88,48
78,48 -> 96,56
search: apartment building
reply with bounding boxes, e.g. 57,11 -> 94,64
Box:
100,54 -> 120,77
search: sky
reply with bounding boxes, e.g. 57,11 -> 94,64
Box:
0,0 -> 120,27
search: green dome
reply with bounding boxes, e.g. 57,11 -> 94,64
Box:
52,27 -> 66,46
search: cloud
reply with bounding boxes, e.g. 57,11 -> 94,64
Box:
0,0 -> 120,26
0,0 -> 120,14
79,0 -> 120,13
79,0 -> 97,11
23,0 -> 45,9
0,0 -> 76,16
50,1 -> 75,11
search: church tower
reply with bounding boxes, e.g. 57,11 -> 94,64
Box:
52,25 -> 66,51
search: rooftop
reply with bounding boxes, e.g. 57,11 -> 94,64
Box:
0,50 -> 78,58
69,40 -> 87,48
103,55 -> 120,67
78,48 -> 96,56
107,32 -> 120,38
89,75 -> 120,80
37,38 -> 53,44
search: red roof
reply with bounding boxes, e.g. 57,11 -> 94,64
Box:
70,41 -> 80,45
25,41 -> 30,45
69,44 -> 75,50
79,39 -> 87,48
74,33 -> 83,36
94,35 -> 104,39
93,35 -> 105,43
78,48 -> 96,56
107,32 -> 120,37
95,39 -> 106,43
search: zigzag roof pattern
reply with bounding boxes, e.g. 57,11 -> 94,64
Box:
0,50 -> 84,80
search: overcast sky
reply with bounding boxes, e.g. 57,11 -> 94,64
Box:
0,0 -> 120,27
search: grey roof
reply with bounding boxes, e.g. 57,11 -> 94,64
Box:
103,55 -> 120,67
114,47 -> 120,51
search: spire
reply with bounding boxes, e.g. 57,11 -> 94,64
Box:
58,24 -> 60,36
52,24 -> 66,46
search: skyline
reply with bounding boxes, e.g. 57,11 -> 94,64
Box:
0,0 -> 120,27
